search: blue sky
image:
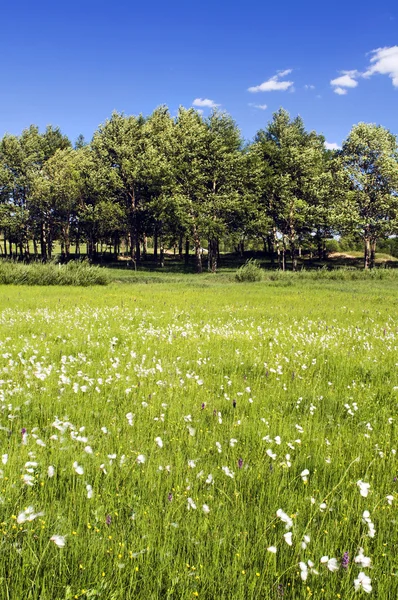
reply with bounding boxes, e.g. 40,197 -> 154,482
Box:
1,0 -> 397,148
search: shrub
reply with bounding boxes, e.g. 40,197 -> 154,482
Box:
235,259 -> 264,282
0,260 -> 109,286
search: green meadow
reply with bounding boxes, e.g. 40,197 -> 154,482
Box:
0,279 -> 397,599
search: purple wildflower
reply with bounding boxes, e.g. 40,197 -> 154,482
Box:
167,493 -> 173,502
341,552 -> 349,569
21,428 -> 27,435
201,403 -> 206,410
106,514 -> 112,526
232,399 -> 237,408
238,458 -> 243,469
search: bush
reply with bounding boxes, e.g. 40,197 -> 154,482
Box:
0,260 -> 109,286
235,259 -> 264,282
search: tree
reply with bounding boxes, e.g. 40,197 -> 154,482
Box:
91,112 -> 145,262
254,109 -> 327,270
340,123 -> 398,268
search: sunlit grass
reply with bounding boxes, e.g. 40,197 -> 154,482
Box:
0,281 -> 397,599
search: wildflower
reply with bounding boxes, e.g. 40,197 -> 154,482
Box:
276,509 -> 293,530
86,484 -> 93,499
50,535 -> 66,548
299,562 -> 308,581
341,552 -> 349,569
216,442 -> 222,453
267,546 -> 277,553
187,426 -> 196,437
126,412 -> 134,426
188,460 -> 196,469
167,493 -> 173,502
201,403 -> 206,410
283,532 -> 292,546
357,480 -> 370,498
187,498 -> 197,510
84,446 -> 93,454
1,454 -> 8,465
238,458 -> 243,469
386,494 -> 394,505
136,454 -> 146,464
354,572 -> 372,593
23,474 -> 35,486
202,504 -> 210,514
73,462 -> 84,475
301,469 -> 309,483
230,438 -> 238,447
222,466 -> 234,478
106,515 -> 112,526
47,466 -> 55,477
327,558 -> 339,572
155,437 -> 163,448
354,548 -> 371,568
205,474 -> 213,484
266,449 -> 277,460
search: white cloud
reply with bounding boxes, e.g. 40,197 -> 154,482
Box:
277,69 -> 293,78
192,98 -> 220,108
363,45 -> 398,87
248,70 -> 294,93
330,70 -> 359,95
324,141 -> 340,150
304,84 -> 315,90
249,103 -> 268,110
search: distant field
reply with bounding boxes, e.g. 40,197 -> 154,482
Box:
0,281 -> 397,599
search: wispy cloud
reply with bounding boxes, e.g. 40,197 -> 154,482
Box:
248,69 -> 293,93
330,70 -> 359,94
192,98 -> 220,108
248,103 -> 268,110
363,46 -> 398,87
324,141 -> 340,151
304,84 -> 315,90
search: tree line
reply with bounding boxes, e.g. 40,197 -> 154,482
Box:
0,106 -> 397,271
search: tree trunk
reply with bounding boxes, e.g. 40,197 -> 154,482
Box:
40,224 -> 47,261
143,233 -> 147,260
282,237 -> 286,271
370,239 -> 376,269
290,237 -> 297,272
208,238 -> 217,273
153,226 -> 158,259
364,237 -> 371,269
159,236 -> 164,268
185,237 -> 189,266
178,235 -> 183,259
193,229 -> 202,273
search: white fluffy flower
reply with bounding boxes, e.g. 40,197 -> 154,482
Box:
357,480 -> 370,498
354,572 -> 372,593
50,535 -> 66,548
73,462 -> 84,475
187,497 -> 197,510
283,532 -> 292,546
276,509 -> 293,530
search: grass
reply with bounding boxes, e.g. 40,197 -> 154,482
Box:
0,280 -> 397,599
0,260 -> 109,286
